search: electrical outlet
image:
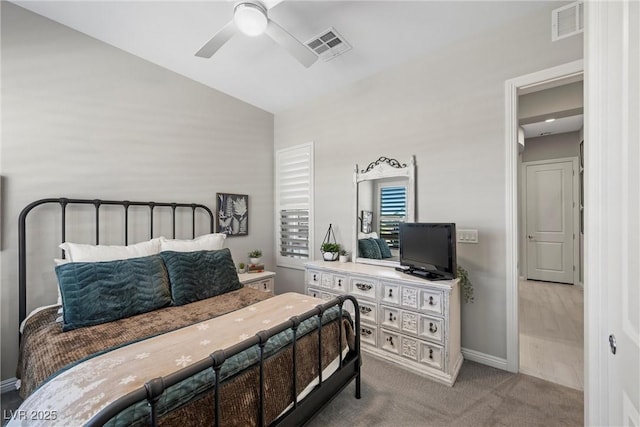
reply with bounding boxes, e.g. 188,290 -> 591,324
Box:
457,229 -> 479,244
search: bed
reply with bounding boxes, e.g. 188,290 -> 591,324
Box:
13,198 -> 361,426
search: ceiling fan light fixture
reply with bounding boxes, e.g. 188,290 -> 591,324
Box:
234,2 -> 268,37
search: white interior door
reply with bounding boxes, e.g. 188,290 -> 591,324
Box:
585,1 -> 640,424
525,160 -> 575,284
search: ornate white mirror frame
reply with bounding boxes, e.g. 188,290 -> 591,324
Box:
352,156 -> 416,267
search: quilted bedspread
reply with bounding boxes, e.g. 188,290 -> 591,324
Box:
13,290 -> 353,426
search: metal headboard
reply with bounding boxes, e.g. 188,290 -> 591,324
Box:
18,198 -> 215,328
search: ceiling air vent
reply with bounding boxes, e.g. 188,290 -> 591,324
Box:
305,27 -> 351,62
552,1 -> 584,41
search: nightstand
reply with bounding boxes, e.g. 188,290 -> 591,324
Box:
238,271 -> 275,295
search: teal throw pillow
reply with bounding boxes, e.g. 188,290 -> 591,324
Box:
359,238 -> 382,259
161,248 -> 242,306
374,238 -> 393,258
56,254 -> 171,331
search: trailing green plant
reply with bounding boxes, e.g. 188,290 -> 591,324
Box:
321,242 -> 341,253
248,249 -> 262,258
456,265 -> 474,303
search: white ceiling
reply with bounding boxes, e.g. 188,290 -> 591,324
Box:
13,1 -> 549,113
522,114 -> 584,138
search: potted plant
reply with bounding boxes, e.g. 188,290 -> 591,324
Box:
456,265 -> 474,303
339,249 -> 349,263
238,262 -> 245,273
321,243 -> 340,261
248,249 -> 262,264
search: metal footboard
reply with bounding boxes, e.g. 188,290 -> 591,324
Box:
85,295 -> 362,427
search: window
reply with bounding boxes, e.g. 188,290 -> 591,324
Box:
275,143 -> 314,269
378,185 -> 406,249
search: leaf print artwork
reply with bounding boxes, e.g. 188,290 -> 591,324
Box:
217,193 -> 249,236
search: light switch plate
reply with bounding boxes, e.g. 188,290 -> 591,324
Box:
457,229 -> 479,244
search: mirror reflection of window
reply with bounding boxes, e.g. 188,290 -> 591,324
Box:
378,185 -> 406,249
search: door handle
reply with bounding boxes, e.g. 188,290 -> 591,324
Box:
528,235 -> 535,240
609,334 -> 617,355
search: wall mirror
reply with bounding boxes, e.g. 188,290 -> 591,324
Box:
352,156 -> 415,267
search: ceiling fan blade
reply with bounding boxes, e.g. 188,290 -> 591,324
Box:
261,0 -> 284,10
265,20 -> 317,68
195,21 -> 236,58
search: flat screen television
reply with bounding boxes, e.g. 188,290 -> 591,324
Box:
399,223 -> 457,280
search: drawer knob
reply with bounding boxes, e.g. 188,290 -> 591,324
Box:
360,306 -> 372,314
263,283 -> 267,290
428,296 -> 435,306
429,322 -> 438,333
386,336 -> 394,346
356,283 -> 372,291
313,274 -> 317,281
338,279 -> 342,287
428,349 -> 434,359
388,289 -> 393,298
388,313 -> 396,322
361,328 -> 372,336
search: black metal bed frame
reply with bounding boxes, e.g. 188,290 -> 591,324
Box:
18,197 -> 362,426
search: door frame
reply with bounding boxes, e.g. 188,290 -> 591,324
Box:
521,157 -> 580,285
504,59 -> 583,375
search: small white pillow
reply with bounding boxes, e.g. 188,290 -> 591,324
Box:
59,237 -> 162,262
358,231 -> 379,239
160,233 -> 226,252
53,258 -> 70,306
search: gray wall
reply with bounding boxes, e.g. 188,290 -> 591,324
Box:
0,3 -> 274,380
521,131 -> 581,162
274,3 -> 582,360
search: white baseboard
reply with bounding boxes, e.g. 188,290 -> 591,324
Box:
1,377 -> 18,394
462,348 -> 508,371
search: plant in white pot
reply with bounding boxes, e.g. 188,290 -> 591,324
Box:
339,249 -> 349,263
321,243 -> 340,261
248,249 -> 262,264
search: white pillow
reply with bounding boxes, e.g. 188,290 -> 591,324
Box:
358,232 -> 379,239
53,258 -> 70,307
160,233 -> 226,252
59,237 -> 162,262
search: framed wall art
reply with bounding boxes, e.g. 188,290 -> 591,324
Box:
216,193 -> 248,236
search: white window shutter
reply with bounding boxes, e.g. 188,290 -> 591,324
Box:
275,143 -> 314,269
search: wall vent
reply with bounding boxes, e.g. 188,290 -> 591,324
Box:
552,1 -> 584,41
305,27 -> 351,62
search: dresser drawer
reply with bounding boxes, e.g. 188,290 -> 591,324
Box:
420,289 -> 444,315
381,282 -> 400,305
420,341 -> 444,370
400,335 -> 420,362
333,274 -> 348,292
360,324 -> 377,346
307,288 -> 322,299
307,270 -> 322,287
380,329 -> 400,355
246,278 -> 273,294
380,305 -> 400,329
357,300 -> 377,324
320,273 -> 333,289
401,286 -> 419,309
350,277 -> 377,300
319,291 -> 337,303
419,316 -> 443,343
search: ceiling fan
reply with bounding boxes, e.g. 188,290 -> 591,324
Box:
195,1 -> 317,68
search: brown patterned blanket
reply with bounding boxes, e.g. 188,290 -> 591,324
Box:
16,288 -> 355,426
17,287 -> 272,399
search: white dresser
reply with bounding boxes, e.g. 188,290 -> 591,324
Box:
305,261 -> 462,386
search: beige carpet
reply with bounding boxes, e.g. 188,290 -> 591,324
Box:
308,354 -> 583,427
